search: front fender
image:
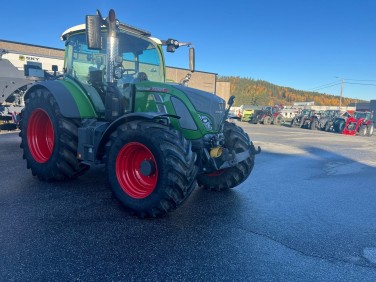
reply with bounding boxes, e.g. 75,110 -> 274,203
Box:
96,112 -> 177,160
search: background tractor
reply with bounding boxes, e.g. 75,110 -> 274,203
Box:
332,111 -> 352,133
342,111 -> 374,136
240,108 -> 255,122
316,110 -> 341,131
19,9 -> 260,217
251,106 -> 283,125
290,109 -> 314,128
306,110 -> 340,131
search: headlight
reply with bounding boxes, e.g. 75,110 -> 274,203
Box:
200,115 -> 213,131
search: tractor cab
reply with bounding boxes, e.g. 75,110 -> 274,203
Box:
61,25 -> 167,117
61,17 -> 195,122
352,111 -> 372,121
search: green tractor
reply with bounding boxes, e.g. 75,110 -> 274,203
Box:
19,9 -> 260,217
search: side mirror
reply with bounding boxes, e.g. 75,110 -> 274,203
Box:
52,65 -> 58,76
189,48 -> 195,72
227,95 -> 235,107
86,14 -> 102,50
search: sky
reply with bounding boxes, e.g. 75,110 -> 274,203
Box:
1,0 -> 375,101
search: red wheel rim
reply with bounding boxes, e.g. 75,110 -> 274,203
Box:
116,142 -> 158,199
27,109 -> 54,163
206,170 -> 225,176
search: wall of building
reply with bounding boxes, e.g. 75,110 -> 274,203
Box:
215,81 -> 231,103
165,67 -> 217,93
0,40 -> 64,58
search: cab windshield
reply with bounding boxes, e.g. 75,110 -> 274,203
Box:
353,111 -> 371,120
353,112 -> 366,119
64,31 -> 164,85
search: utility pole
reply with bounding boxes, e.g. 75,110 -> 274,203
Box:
335,76 -> 344,110
339,79 -> 344,110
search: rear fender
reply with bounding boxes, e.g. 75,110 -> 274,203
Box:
24,80 -> 97,118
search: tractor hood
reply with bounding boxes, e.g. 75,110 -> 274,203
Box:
170,84 -> 226,131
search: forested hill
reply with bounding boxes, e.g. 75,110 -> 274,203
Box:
218,76 -> 360,107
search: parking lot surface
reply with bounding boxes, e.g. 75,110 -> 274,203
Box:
1,125 -> 376,281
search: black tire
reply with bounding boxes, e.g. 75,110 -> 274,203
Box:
263,115 -> 272,125
273,115 -> 283,126
197,122 -> 255,191
105,121 -> 198,218
300,118 -> 306,128
359,125 -> 368,136
334,119 -> 346,133
310,119 -> 319,130
302,119 -> 309,129
0,123 -> 17,131
19,88 -> 85,181
290,118 -> 299,127
319,118 -> 328,131
367,123 -> 374,136
325,122 -> 332,132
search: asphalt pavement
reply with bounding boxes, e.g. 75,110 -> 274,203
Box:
1,125 -> 376,281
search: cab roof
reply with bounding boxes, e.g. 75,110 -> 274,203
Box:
61,23 -> 152,41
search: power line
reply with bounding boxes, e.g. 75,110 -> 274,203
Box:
345,82 -> 376,86
309,80 -> 341,91
341,78 -> 376,82
310,82 -> 342,91
310,79 -> 376,92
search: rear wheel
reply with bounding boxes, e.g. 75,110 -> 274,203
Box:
105,121 -> 198,217
311,119 -> 319,130
197,122 -> 255,191
325,122 -> 332,132
19,88 -> 85,181
273,115 -> 283,125
263,116 -> 272,125
359,125 -> 368,136
367,123 -> 374,136
302,119 -> 309,129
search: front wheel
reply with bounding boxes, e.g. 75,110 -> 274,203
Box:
105,121 -> 198,217
197,122 -> 255,191
290,118 -> 298,127
334,119 -> 346,133
19,88 -> 85,181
